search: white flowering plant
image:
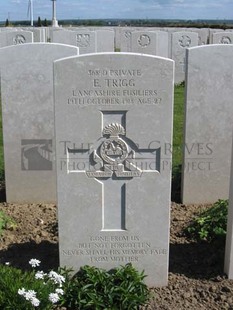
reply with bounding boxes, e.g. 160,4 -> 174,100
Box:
0,260 -> 149,309
0,258 -> 68,310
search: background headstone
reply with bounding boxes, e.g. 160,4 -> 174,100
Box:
96,30 -> 114,52
0,30 -> 33,48
54,53 -> 174,287
209,29 -> 224,44
0,43 -> 79,203
171,31 -> 198,84
120,28 -> 135,52
131,31 -> 168,57
182,45 -> 233,204
52,29 -> 97,54
212,32 -> 233,44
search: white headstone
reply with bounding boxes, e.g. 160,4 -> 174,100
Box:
209,29 -> 224,44
0,30 -> 33,48
54,53 -> 174,287
195,28 -> 209,45
32,28 -> 46,42
0,43 -> 79,203
171,31 -> 198,84
212,32 -> 233,45
120,28 -> 134,52
52,29 -> 97,54
96,30 -> 114,52
182,45 -> 233,204
131,31 -> 168,57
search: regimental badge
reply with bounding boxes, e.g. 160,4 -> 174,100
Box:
13,35 -> 26,45
76,34 -> 90,47
100,123 -> 128,165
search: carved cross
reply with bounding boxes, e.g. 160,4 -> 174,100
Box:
67,111 -> 160,231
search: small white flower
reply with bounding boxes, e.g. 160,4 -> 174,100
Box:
49,292 -> 60,304
5,262 -> 10,265
25,290 -> 37,301
18,288 -> 26,296
29,258 -> 41,268
31,297 -> 40,307
48,271 -> 65,287
35,271 -> 46,280
55,288 -> 64,295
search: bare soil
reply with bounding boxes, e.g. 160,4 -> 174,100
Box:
0,200 -> 233,309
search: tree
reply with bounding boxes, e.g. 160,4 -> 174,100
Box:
37,16 -> 41,27
44,18 -> 48,27
5,18 -> 9,27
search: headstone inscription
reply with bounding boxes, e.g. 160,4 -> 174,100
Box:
0,43 -> 79,203
182,45 -> 233,204
54,53 -> 174,287
224,136 -> 233,279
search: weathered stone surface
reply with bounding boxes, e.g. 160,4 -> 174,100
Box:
182,45 -> 233,204
0,43 -> 79,203
54,53 -> 174,287
96,30 -> 114,52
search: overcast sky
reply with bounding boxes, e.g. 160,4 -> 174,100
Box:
0,0 -> 232,22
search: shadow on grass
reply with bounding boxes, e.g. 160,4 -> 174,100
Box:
0,240 -> 59,272
169,239 -> 225,279
171,164 -> 182,203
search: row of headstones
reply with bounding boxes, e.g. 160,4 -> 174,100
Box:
0,28 -> 114,53
2,26 -> 231,47
1,42 -> 233,286
2,26 -> 233,51
1,27 -> 233,84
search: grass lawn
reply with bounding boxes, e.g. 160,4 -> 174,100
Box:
172,84 -> 185,201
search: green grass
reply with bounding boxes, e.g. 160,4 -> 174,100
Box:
172,84 -> 185,201
173,84 -> 185,169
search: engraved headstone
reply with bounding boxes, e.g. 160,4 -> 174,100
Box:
52,29 -> 97,54
131,31 -> 168,57
54,53 -> 174,287
32,28 -> 46,42
0,30 -> 33,48
212,32 -> 233,45
120,28 -> 135,52
194,28 -> 209,45
171,31 -> 198,84
0,43 -> 79,203
209,29 -> 223,44
182,45 -> 233,204
224,135 -> 233,279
